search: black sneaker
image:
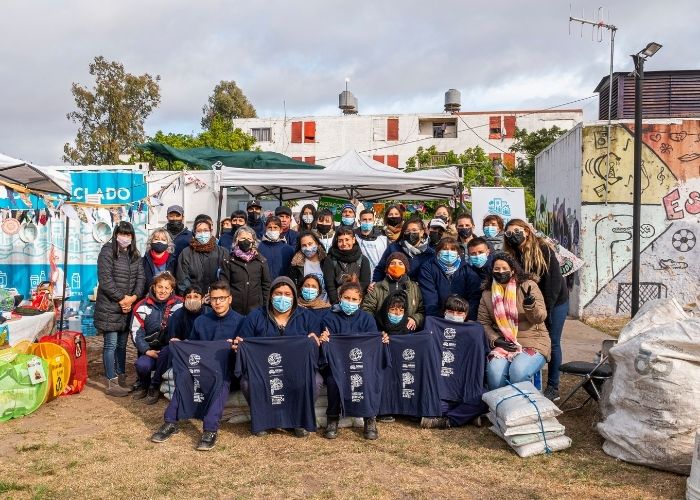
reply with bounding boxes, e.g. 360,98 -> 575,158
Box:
324,417 -> 339,439
151,422 -> 179,443
544,386 -> 560,402
363,417 -> 378,440
144,387 -> 160,405
132,388 -> 148,400
377,415 -> 395,423
196,431 -> 217,451
293,428 -> 309,438
420,417 -> 450,429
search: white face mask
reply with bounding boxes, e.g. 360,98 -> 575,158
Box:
445,312 -> 466,323
302,214 -> 314,224
266,230 -> 281,241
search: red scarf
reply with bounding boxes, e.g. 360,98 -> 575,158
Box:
150,250 -> 170,267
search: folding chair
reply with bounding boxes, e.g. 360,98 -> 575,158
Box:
557,339 -> 615,411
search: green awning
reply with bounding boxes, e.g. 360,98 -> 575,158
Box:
137,143 -> 324,170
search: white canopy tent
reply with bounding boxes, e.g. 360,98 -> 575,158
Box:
0,153 -> 71,196
219,150 -> 462,201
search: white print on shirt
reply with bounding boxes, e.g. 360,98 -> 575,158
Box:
349,347 -> 365,403
268,353 -> 282,366
443,328 -> 456,340
349,348 -> 363,362
402,349 -> 415,361
188,353 -> 201,366
267,352 -> 285,405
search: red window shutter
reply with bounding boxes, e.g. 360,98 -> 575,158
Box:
503,115 -> 516,138
291,121 -> 302,143
489,116 -> 502,139
503,153 -> 515,169
489,153 -> 502,161
386,155 -> 399,168
386,118 -> 399,141
304,121 -> 316,143
304,156 -> 315,164
373,155 -> 385,164
292,156 -> 302,161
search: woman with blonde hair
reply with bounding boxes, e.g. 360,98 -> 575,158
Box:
142,228 -> 176,293
502,218 -> 568,401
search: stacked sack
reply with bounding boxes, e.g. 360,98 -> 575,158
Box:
482,381 -> 572,457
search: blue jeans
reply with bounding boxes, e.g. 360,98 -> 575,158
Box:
545,300 -> 568,389
102,331 -> 128,380
487,351 -> 547,390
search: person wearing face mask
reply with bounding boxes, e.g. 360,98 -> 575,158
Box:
339,202 -> 357,229
176,219 -> 227,296
466,237 -> 494,282
354,210 -> 388,276
477,253 -> 549,391
382,204 -> 405,243
246,199 -> 265,239
427,218 -> 447,248
275,205 -> 299,248
418,237 -> 482,320
313,208 -> 336,252
167,285 -> 208,342
372,217 -> 435,282
298,203 -> 317,232
434,204 -> 458,239
288,231 -> 327,294
164,205 -> 193,263
95,221 -> 145,397
296,274 -> 331,317
362,252 -> 424,331
130,272 -> 183,405
220,226 -> 271,315
322,226 -> 371,304
455,213 -> 476,255
376,291 -> 412,335
482,214 -> 504,252
219,218 -> 232,236
257,216 -> 295,280
142,228 -> 177,293
218,210 -> 248,251
502,219 -> 567,401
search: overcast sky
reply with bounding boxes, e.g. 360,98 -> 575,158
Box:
1,0 -> 697,164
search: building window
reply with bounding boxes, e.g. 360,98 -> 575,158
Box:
373,155 -> 385,164
304,121 -> 316,143
386,155 -> 399,168
250,127 -> 271,142
503,153 -> 515,169
387,118 -> 399,141
418,118 -> 457,138
292,156 -> 303,161
304,156 -> 315,164
489,153 -> 502,161
291,122 -> 302,143
489,116 -> 502,139
503,115 -> 516,139
372,118 -> 386,141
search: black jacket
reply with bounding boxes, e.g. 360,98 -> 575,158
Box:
220,253 -> 272,315
94,243 -> 145,333
322,244 -> 371,304
176,245 -> 227,296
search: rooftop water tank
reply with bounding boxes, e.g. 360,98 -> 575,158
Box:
445,89 -> 461,112
339,90 -> 358,114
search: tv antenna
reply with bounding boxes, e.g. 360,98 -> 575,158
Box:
570,6 -> 617,204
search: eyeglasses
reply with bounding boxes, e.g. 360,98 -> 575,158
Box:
210,296 -> 230,303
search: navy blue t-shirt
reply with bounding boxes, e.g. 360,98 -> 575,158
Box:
379,332 -> 442,417
421,317 -> 489,404
234,336 -> 318,434
323,334 -> 391,418
170,340 -> 232,421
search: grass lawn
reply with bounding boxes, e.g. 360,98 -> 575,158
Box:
0,335 -> 688,499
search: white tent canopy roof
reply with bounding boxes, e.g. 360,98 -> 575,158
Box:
219,150 -> 461,201
0,153 -> 71,196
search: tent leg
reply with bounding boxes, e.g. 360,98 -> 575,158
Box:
59,214 -> 70,332
216,186 -> 224,236
278,188 -> 283,204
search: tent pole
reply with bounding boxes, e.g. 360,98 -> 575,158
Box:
59,201 -> 71,332
216,185 -> 224,237
458,165 -> 465,209
278,187 -> 283,204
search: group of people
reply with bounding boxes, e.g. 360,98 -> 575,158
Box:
93,200 -> 568,450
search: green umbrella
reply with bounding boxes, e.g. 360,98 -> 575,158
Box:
137,142 -> 324,170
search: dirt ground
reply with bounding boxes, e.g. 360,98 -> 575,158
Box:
0,324 -> 689,500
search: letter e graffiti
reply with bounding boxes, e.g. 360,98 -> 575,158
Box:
662,188 -> 683,220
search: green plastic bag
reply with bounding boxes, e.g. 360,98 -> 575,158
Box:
0,353 -> 49,422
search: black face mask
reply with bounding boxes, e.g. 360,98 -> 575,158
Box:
230,223 -> 243,234
238,240 -> 253,252
437,215 -> 448,223
386,216 -> 402,227
429,231 -> 442,245
247,212 -> 260,223
493,271 -> 512,284
151,241 -> 168,253
317,223 -> 332,235
505,232 -> 526,247
166,220 -> 184,234
405,232 -> 420,245
457,228 -> 472,240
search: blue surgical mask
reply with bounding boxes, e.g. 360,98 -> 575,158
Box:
438,250 -> 459,266
271,295 -> 293,313
387,313 -> 404,325
360,221 -> 374,232
301,245 -> 318,258
195,231 -> 211,244
484,226 -> 498,238
445,312 -> 465,323
301,287 -> 319,301
340,300 -> 359,315
266,230 -> 280,241
341,216 -> 355,226
469,253 -> 488,268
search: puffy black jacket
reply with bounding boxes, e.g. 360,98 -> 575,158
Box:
220,253 -> 271,315
176,245 -> 227,295
94,243 -> 145,333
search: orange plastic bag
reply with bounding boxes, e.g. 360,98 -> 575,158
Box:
27,342 -> 72,402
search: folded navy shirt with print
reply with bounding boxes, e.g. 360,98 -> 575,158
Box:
422,317 -> 489,404
323,333 -> 391,418
171,340 -> 232,421
235,336 -> 319,434
379,332 -> 442,417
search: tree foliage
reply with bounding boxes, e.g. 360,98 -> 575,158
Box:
509,125 -> 565,192
63,56 -> 161,165
138,116 -> 257,170
201,80 -> 257,129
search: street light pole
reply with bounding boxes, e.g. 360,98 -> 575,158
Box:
630,42 -> 661,317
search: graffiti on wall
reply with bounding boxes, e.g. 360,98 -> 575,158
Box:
536,195 -> 580,289
579,121 -> 700,316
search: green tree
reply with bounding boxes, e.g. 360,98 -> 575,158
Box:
140,116 -> 256,170
63,56 -> 161,165
201,80 -> 257,129
509,125 -> 565,192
